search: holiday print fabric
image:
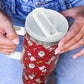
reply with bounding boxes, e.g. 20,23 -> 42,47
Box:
21,34 -> 59,84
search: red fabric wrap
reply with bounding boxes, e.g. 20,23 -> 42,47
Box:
21,34 -> 59,84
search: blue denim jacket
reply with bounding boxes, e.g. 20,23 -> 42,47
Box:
0,0 -> 81,20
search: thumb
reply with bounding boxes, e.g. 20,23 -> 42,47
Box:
59,9 -> 75,18
6,26 -> 19,45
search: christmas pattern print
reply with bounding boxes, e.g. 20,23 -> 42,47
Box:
21,34 -> 59,84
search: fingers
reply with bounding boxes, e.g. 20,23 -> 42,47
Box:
73,48 -> 84,59
0,34 -> 17,55
56,27 -> 84,52
0,49 -> 15,55
0,33 -> 17,46
0,45 -> 17,55
0,44 -> 17,55
60,9 -> 75,18
0,11 -> 19,55
58,37 -> 84,53
55,18 -> 83,54
58,17 -> 82,47
5,25 -> 19,45
60,6 -> 84,18
55,16 -> 84,59
0,45 -> 17,50
0,12 -> 19,45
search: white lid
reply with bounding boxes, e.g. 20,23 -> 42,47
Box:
25,8 -> 68,42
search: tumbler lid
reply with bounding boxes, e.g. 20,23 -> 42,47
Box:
25,8 -> 68,42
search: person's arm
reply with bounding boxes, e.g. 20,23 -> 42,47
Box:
55,6 -> 84,59
0,10 -> 19,55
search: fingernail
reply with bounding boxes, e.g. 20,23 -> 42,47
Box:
73,55 -> 77,59
55,49 -> 61,55
13,37 -> 19,45
58,42 -> 64,47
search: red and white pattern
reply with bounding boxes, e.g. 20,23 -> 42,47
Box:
21,34 -> 59,84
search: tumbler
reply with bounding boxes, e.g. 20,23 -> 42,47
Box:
21,8 -> 68,84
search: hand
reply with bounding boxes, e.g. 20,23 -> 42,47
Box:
0,10 -> 19,55
55,6 -> 84,59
